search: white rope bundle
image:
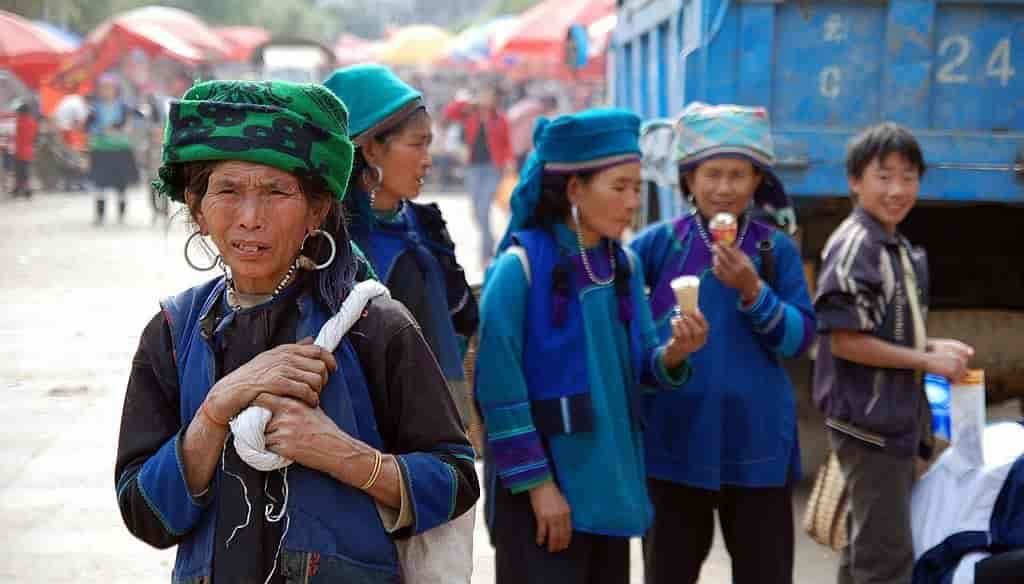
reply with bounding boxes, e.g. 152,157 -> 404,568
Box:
230,280 -> 393,470
222,280 -> 392,584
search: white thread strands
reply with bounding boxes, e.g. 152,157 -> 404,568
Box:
230,279 -> 393,471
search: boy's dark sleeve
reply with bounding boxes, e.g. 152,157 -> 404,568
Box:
814,225 -> 888,334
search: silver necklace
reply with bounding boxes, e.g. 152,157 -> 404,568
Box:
227,260 -> 299,311
692,209 -> 751,250
575,229 -> 616,286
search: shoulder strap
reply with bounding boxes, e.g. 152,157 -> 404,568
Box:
758,238 -> 776,286
506,246 -> 531,286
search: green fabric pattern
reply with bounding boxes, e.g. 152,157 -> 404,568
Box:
153,80 -> 355,203
90,133 -> 134,151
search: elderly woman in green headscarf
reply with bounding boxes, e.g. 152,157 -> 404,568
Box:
114,80 -> 478,584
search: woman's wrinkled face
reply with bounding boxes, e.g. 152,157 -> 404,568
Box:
568,162 -> 643,242
365,111 -> 433,203
190,161 -> 326,294
686,157 -> 762,220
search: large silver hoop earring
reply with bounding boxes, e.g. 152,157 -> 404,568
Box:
571,203 -> 581,228
364,165 -> 383,209
183,231 -> 220,271
297,229 -> 337,271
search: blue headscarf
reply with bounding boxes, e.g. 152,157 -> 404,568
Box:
496,108 -> 642,254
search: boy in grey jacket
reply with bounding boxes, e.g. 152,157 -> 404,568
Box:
813,123 -> 974,584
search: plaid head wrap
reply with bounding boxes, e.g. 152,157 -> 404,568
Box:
675,102 -> 795,232
153,80 -> 355,203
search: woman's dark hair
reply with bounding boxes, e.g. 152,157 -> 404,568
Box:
533,170 -> 595,229
532,168 -> 631,316
180,160 -> 358,313
846,122 -> 926,180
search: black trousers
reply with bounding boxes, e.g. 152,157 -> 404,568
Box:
13,159 -> 30,194
832,432 -> 916,584
643,478 -> 794,584
492,484 -> 630,584
976,548 -> 1024,583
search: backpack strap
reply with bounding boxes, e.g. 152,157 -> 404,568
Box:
758,238 -> 776,286
506,246 -> 531,285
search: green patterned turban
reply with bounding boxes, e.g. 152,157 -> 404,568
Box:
153,80 -> 355,203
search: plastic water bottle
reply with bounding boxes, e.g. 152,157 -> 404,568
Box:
925,374 -> 952,441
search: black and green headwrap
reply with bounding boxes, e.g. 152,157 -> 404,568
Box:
153,80 -> 355,203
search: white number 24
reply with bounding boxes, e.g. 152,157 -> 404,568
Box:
937,36 -> 1016,87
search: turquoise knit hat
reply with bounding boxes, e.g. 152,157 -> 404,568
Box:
496,108 -> 642,254
322,64 -> 423,145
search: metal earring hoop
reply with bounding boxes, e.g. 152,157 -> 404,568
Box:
571,204 -> 581,228
299,229 -> 337,271
184,231 -> 220,271
364,165 -> 383,209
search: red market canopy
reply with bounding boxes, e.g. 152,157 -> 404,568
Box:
115,6 -> 230,60
334,34 -> 382,67
215,26 -> 271,63
47,6 -> 228,95
491,0 -> 614,59
0,10 -> 75,89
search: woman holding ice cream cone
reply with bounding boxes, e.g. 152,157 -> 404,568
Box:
474,109 -> 708,583
629,103 -> 816,584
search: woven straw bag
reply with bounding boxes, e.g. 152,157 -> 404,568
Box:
803,451 -> 850,551
461,285 -> 486,457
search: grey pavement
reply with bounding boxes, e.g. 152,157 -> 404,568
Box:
3,188 -> 1016,583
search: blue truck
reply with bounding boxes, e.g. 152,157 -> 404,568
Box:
611,0 -> 1024,466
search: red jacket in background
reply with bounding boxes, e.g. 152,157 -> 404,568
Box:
15,113 -> 38,162
442,100 -> 513,169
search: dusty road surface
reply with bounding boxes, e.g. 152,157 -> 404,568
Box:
2,188 -> 1016,583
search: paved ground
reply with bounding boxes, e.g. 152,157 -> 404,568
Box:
0,188 -> 1018,583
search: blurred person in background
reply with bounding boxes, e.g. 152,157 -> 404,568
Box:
53,94 -> 91,191
508,94 -> 558,171
631,103 -> 814,584
432,89 -> 470,189
11,99 -> 38,198
87,73 -> 139,224
442,85 -> 514,268
475,109 -> 708,583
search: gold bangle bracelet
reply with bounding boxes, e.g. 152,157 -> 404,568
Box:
360,450 -> 383,491
199,401 -> 228,428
